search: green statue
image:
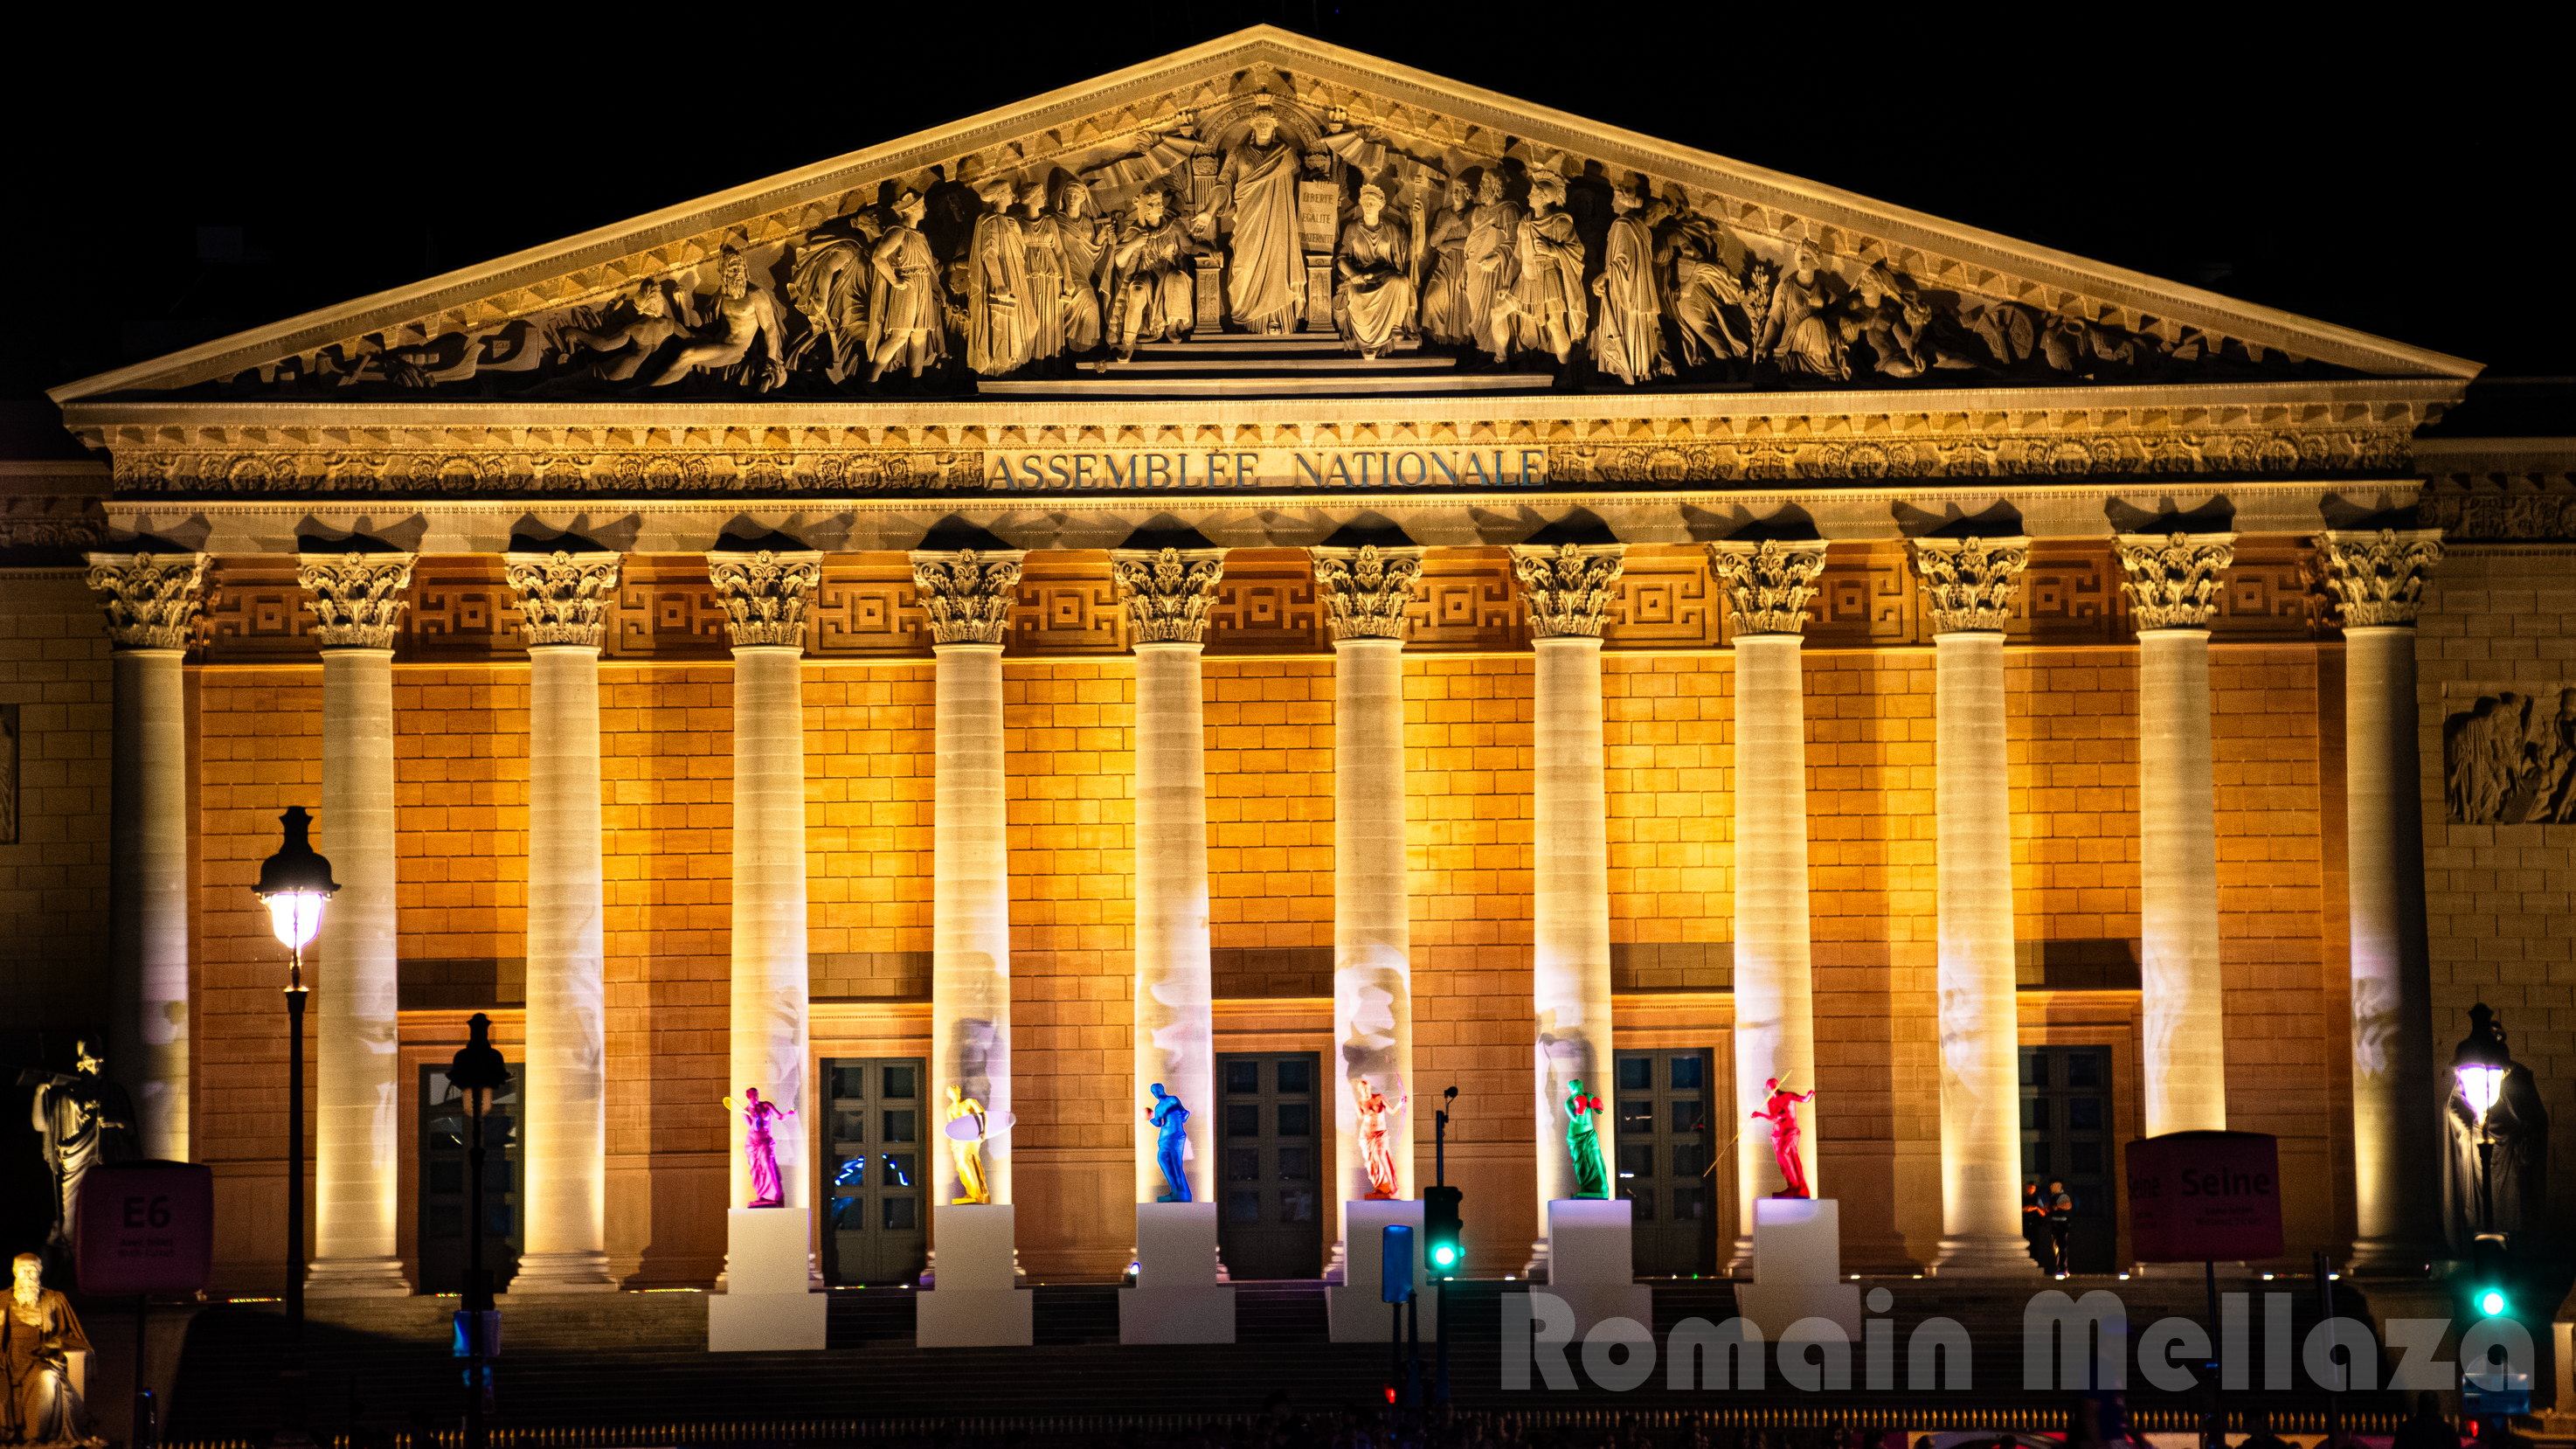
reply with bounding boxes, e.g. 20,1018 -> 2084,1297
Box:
1564,1078 -> 1608,1199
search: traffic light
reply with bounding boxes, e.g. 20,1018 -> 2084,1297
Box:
1423,1185 -> 1463,1273
2469,1234 -> 2510,1320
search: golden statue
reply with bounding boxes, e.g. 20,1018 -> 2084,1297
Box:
944,1085 -> 992,1205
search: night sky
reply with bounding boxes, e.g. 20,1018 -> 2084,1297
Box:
2,6 -> 2561,445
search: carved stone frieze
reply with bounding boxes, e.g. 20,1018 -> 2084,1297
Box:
1908,537 -> 2032,635
911,550 -> 1026,647
83,551 -> 208,650
1548,427 -> 2414,486
1309,544 -> 1424,642
2315,529 -> 2443,628
703,550 -> 822,649
2445,689 -> 2576,824
503,551 -> 624,648
1203,550 -> 1324,651
2113,532 -> 2235,632
1507,543 -> 1626,640
297,552 -> 419,650
1705,538 -> 1827,638
1109,547 -> 1227,646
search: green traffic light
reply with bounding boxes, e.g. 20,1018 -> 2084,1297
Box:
2478,1289 -> 2507,1317
1433,1244 -> 1457,1266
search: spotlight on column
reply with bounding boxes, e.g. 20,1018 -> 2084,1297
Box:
1423,1185 -> 1463,1274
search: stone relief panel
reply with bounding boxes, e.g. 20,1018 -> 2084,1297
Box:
602,556 -> 735,660
2444,690 -> 2576,824
405,557 -> 524,660
2204,537 -> 2320,642
1600,546 -> 1719,649
1202,549 -> 1326,653
1010,553 -> 1128,655
1796,544 -> 1915,648
202,557 -> 322,661
1402,548 -> 1520,652
807,558 -> 929,656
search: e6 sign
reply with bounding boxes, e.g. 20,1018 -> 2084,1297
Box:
76,1160 -> 214,1295
2126,1130 -> 2283,1263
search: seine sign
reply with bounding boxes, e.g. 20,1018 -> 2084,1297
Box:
982,447 -> 1550,492
2124,1129 -> 2284,1262
76,1160 -> 215,1294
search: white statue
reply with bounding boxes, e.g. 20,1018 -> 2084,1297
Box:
1195,98 -> 1305,335
646,245 -> 789,390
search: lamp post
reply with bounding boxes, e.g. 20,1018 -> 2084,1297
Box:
447,1014 -> 510,1449
253,807 -> 335,1447
2450,1003 -> 2510,1236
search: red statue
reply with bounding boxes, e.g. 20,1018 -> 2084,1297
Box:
1750,1077 -> 1814,1198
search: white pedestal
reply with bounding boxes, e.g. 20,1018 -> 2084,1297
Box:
1327,1199 -> 1442,1342
1540,1198 -> 1652,1340
708,1208 -> 827,1351
917,1204 -> 1032,1347
1734,1197 -> 1861,1342
1118,1203 -> 1236,1343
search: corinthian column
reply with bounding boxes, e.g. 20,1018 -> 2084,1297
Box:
2116,532 -> 2235,1138
2316,527 -> 2446,1271
706,550 -> 821,1224
1910,537 -> 2038,1276
1507,541 -> 1624,1271
1708,538 -> 1827,1249
1311,540 -> 1426,1250
911,545 -> 1026,1207
84,551 -> 206,1162
502,550 -> 621,1291
297,551 -> 417,1296
1109,543 -> 1227,1206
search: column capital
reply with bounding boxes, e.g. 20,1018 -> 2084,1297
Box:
504,551 -> 624,649
1908,537 -> 2032,635
2114,531 -> 2235,632
2316,528 -> 2444,628
82,551 -> 207,650
703,549 -> 822,650
1309,544 -> 1426,643
296,551 -> 418,650
910,549 -> 1026,647
1109,546 -> 1226,646
1705,537 -> 1826,638
1507,542 -> 1625,640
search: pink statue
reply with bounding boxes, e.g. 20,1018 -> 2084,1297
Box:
1354,1076 -> 1408,1200
1751,1077 -> 1814,1198
725,1087 -> 795,1207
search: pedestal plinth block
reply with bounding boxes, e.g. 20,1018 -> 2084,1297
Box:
708,1208 -> 826,1351
1326,1199 -> 1441,1342
1119,1203 -> 1236,1343
1539,1199 -> 1649,1341
1734,1197 -> 1861,1342
917,1204 -> 1032,1347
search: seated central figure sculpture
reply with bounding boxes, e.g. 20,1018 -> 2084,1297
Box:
1145,1082 -> 1192,1203
1196,97 -> 1303,335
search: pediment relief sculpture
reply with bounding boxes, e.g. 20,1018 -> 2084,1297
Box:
55,31 -> 2470,412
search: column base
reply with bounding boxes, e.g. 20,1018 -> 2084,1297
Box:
1520,1238 -> 1551,1284
509,1251 -> 618,1292
1932,1234 -> 2044,1277
304,1256 -> 411,1298
2347,1235 -> 2448,1277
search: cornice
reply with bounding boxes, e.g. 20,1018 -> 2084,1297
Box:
45,29 -> 2475,402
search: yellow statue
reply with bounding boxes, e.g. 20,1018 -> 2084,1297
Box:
944,1085 -> 991,1205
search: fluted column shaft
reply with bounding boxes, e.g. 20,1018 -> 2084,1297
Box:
1508,543 -> 1624,1272
508,552 -> 620,1290
87,551 -> 206,1161
1708,538 -> 1826,1254
707,551 -> 820,1231
2118,532 -> 2234,1138
1914,539 -> 2034,1275
2318,528 -> 2445,1269
1114,548 -> 1225,1205
297,550 -> 416,1295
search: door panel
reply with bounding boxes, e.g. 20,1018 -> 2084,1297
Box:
1613,1049 -> 1716,1276
1215,1051 -> 1323,1279
2019,1046 -> 2116,1273
823,1057 -> 929,1286
419,1064 -> 523,1296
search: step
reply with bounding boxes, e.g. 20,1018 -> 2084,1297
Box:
1095,353 -> 1455,373
977,372 -> 1553,399
1138,334 -> 1419,353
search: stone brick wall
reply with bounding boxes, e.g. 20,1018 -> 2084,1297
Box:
2416,545 -> 2576,1220
0,572 -> 112,1030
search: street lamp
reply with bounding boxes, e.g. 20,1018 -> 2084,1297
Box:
446,1015 -> 510,1449
253,807 -> 336,1342
2449,1003 -> 2510,1236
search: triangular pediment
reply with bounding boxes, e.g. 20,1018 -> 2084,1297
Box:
51,25 -> 2476,406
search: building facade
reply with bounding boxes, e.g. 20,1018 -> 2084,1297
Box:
6,29 -> 2569,1296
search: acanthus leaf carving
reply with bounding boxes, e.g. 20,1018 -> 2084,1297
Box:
295,552 -> 419,650
1507,542 -> 1626,639
1309,544 -> 1425,642
83,551 -> 208,650
2113,531 -> 2235,632
503,551 -> 624,648
703,549 -> 822,649
1705,537 -> 1827,637
1908,536 -> 2032,635
911,549 -> 1026,646
1109,546 -> 1227,646
2315,528 -> 2443,628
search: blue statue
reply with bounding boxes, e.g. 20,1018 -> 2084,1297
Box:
1145,1083 -> 1191,1203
